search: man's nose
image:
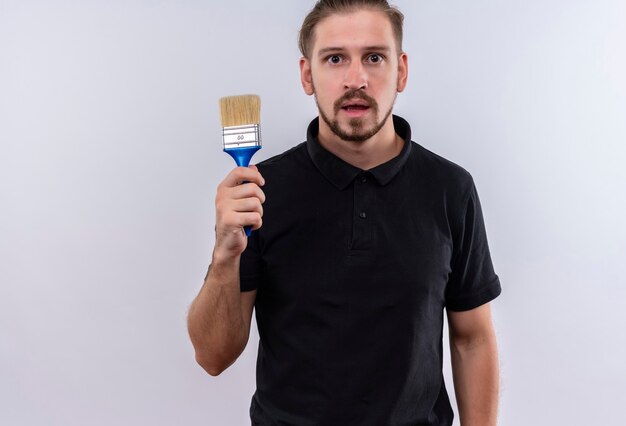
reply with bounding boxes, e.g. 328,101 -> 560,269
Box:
343,61 -> 367,90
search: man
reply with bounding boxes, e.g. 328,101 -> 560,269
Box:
188,1 -> 501,425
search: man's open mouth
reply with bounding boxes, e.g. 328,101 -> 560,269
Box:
340,100 -> 370,111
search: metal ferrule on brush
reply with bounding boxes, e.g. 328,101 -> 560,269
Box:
222,124 -> 261,149
222,124 -> 262,168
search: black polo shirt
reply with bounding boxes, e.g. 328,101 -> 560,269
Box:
240,115 -> 501,425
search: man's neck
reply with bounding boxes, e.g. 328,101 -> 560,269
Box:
316,116 -> 404,170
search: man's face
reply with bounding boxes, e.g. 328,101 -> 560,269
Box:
300,9 -> 408,142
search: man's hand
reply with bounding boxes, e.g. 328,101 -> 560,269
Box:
214,165 -> 265,262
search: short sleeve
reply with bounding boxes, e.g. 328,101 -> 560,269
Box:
445,181 -> 501,311
239,230 -> 262,292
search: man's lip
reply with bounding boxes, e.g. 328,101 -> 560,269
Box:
340,106 -> 371,118
340,99 -> 370,108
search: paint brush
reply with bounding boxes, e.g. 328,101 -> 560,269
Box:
219,94 -> 262,236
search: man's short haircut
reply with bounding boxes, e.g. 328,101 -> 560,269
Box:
298,0 -> 404,59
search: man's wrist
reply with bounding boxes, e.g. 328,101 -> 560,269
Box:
210,248 -> 241,270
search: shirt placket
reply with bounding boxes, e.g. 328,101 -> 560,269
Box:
351,172 -> 375,250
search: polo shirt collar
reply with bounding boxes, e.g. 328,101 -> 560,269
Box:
306,115 -> 412,190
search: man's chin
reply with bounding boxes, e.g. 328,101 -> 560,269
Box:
338,117 -> 385,142
337,126 -> 379,143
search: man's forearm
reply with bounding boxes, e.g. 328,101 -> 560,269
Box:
450,332 -> 499,426
187,257 -> 249,376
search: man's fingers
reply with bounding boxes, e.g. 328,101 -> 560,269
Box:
219,166 -> 265,189
213,166 -> 265,257
220,210 -> 263,231
230,182 -> 266,204
230,198 -> 264,215
216,196 -> 263,226
214,166 -> 266,245
242,212 -> 263,231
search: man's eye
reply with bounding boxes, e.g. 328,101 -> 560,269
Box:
367,54 -> 383,63
328,55 -> 342,64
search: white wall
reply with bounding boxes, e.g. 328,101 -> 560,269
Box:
1,1 -> 625,424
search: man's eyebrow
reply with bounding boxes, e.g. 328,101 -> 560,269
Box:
317,47 -> 344,57
317,46 -> 392,57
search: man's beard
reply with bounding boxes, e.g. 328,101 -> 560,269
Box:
315,88 -> 395,143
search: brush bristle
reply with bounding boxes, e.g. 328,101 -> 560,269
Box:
219,94 -> 261,127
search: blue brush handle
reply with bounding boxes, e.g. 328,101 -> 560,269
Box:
224,146 -> 262,237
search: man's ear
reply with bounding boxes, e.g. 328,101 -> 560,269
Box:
396,52 -> 408,93
300,57 -> 314,96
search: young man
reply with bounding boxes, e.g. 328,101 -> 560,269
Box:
188,1 -> 501,425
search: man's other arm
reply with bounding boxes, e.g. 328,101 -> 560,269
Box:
447,303 -> 499,426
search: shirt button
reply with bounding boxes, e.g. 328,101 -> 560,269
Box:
359,212 -> 367,219
360,176 -> 367,183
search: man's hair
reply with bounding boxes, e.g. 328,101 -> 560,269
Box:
298,0 -> 404,59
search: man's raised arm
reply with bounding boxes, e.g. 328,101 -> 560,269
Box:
187,166 -> 264,376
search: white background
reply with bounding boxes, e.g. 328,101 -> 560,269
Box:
1,1 -> 625,425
